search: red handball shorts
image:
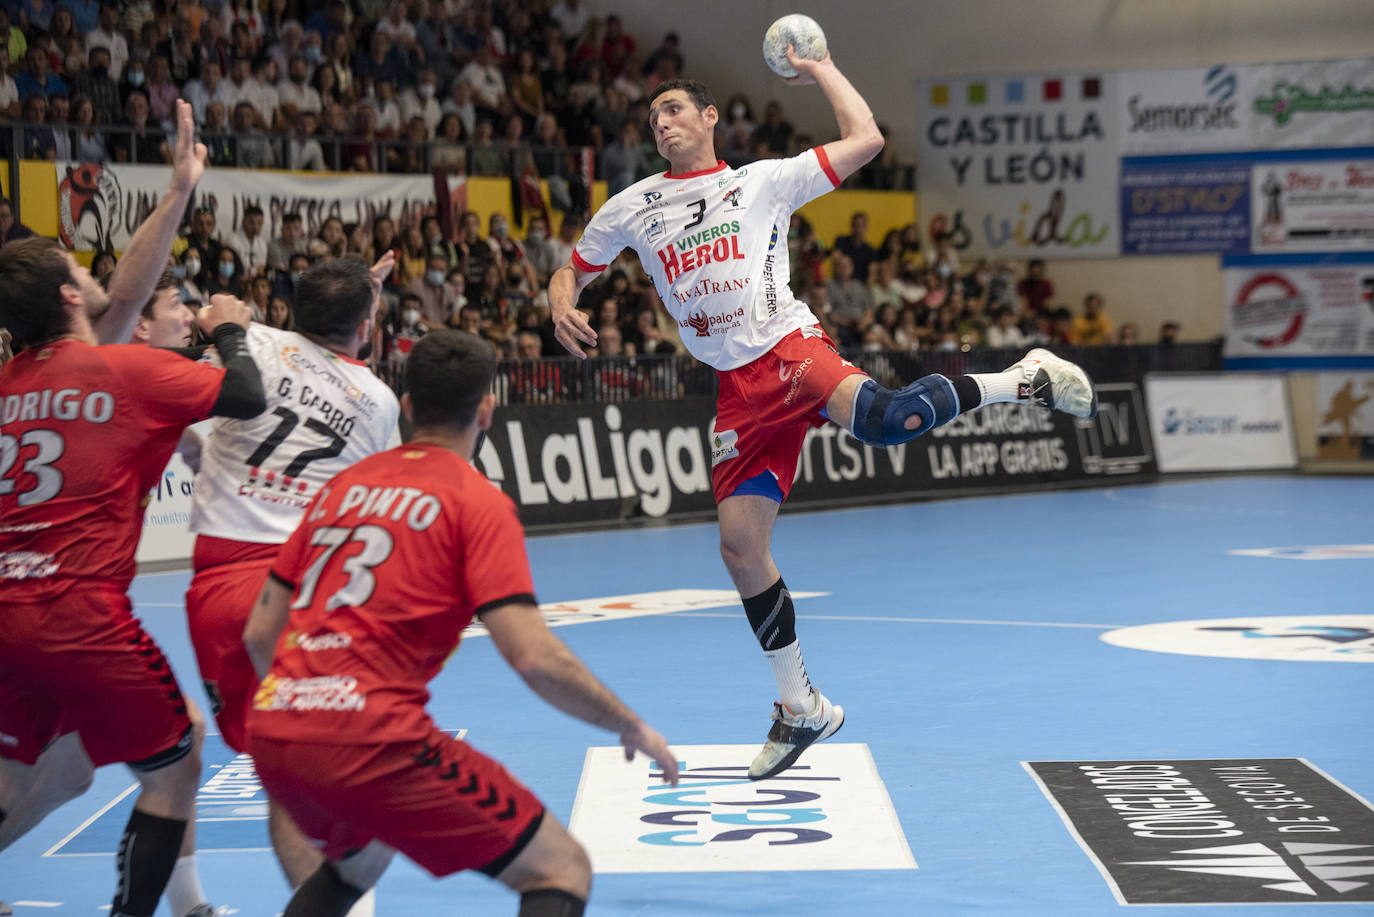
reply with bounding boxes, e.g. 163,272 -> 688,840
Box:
710,326 -> 866,504
251,725 -> 546,878
186,557 -> 274,753
0,586 -> 192,769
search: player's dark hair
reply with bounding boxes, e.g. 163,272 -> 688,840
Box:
405,329 -> 496,429
648,78 -> 715,114
140,270 -> 179,320
0,237 -> 75,347
293,256 -> 373,344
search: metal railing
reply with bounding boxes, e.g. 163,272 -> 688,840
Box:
376,341 -> 1223,403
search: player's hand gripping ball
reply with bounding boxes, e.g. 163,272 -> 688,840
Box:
762,14 -> 827,78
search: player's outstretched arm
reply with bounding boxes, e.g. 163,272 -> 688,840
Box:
483,601 -> 679,785
244,577 -> 293,678
94,99 -> 208,345
548,261 -> 601,359
784,47 -> 883,183
198,293 -> 267,419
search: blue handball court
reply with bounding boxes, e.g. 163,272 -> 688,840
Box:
3,474 -> 1372,914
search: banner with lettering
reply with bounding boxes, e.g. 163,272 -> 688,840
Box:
1116,66 -> 1252,156
1251,156 -> 1374,254
1221,253 -> 1374,369
1247,58 -> 1374,151
916,73 -> 1120,259
58,162 -> 439,253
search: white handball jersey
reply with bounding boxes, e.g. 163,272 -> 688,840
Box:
572,149 -> 841,370
190,323 -> 401,544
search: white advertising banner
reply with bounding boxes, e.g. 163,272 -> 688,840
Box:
58,162 -> 436,252
1222,260 -> 1374,360
1247,58 -> 1374,151
1145,374 -> 1297,472
1251,159 -> 1374,253
1117,65 -> 1252,155
916,73 -> 1119,258
135,420 -> 212,565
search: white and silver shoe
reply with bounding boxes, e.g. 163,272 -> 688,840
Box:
748,690 -> 845,781
1006,348 -> 1098,418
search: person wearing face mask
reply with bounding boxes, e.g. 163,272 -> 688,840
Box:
384,291 -> 429,364
406,253 -> 458,327
271,252 -> 310,305
207,247 -> 243,296
522,215 -> 558,281
85,0 -> 129,81
399,68 -> 443,137
484,212 -> 525,268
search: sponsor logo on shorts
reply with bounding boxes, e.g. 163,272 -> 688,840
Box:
0,731 -> 19,747
783,358 -> 815,407
1026,758 -> 1374,904
0,550 -> 59,579
289,631 -> 354,652
252,673 -> 367,712
711,428 -> 739,466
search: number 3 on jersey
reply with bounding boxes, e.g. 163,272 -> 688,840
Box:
292,524 -> 393,612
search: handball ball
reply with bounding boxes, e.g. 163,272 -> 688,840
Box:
763,14 -> 827,78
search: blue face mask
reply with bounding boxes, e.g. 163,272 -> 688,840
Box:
426,269 -> 445,286
219,261 -> 235,278
305,46 -> 323,63
127,71 -> 145,87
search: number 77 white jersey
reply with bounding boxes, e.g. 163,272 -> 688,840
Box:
190,323 -> 401,544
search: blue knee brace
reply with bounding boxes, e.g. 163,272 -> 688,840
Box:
849,374 -> 961,447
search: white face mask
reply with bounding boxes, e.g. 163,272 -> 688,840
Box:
731,103 -> 746,119
184,257 -> 201,275
402,308 -> 421,326
419,83 -> 436,99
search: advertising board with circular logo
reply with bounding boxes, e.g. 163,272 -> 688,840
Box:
1102,615 -> 1374,662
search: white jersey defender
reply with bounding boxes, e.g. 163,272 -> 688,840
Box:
190,323 -> 400,543
572,148 -> 841,370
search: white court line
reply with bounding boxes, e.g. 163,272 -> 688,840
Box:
43,782 -> 139,857
672,612 -> 1121,630
10,903 -> 64,908
47,847 -> 273,858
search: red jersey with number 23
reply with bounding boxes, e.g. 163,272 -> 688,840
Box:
249,443 -> 536,745
0,341 -> 225,600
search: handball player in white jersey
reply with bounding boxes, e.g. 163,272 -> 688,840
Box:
184,254 -> 399,906
549,46 -> 1098,779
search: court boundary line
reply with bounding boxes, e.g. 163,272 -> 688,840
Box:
673,612 -> 1121,630
42,782 -> 138,858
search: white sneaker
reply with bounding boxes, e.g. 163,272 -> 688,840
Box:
1005,348 -> 1098,418
748,690 -> 845,781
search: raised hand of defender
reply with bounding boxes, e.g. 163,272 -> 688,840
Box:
369,249 -> 396,309
621,720 -> 679,785
553,301 -> 597,359
783,44 -> 833,86
198,293 -> 253,334
171,99 -> 208,194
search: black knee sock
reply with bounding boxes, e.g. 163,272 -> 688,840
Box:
950,375 -> 984,412
110,809 -> 187,917
284,862 -> 364,917
519,888 -> 587,917
742,577 -> 796,652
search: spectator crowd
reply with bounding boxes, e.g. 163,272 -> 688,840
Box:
0,0 -> 903,190
0,0 -> 1178,399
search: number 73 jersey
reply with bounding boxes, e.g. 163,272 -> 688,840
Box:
191,324 -> 400,545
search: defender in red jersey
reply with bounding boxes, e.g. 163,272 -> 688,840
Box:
549,47 -> 1099,781
244,330 -> 676,917
0,238 -> 265,917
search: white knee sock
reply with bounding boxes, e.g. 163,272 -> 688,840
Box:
764,640 -> 814,711
967,369 -> 1023,404
165,854 -> 208,917
345,887 -> 376,917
